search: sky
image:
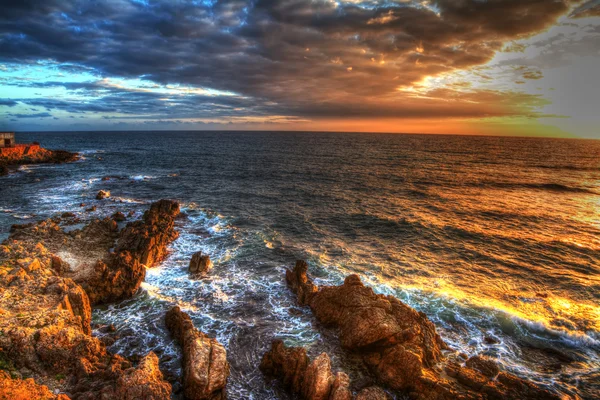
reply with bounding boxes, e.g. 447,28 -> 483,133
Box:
0,0 -> 599,138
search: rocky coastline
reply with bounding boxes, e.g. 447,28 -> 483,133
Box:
0,144 -> 79,176
0,193 -> 569,399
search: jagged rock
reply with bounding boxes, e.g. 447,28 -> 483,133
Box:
260,340 -> 308,394
96,190 -> 110,200
301,352 -> 334,400
329,372 -> 353,400
287,261 -> 445,390
286,261 -> 561,400
5,200 -> 179,306
115,199 -> 180,267
0,371 -> 70,400
465,356 -> 499,378
165,306 -> 229,400
261,340 -> 390,400
83,200 -> 180,304
112,352 -> 172,400
189,251 -> 212,275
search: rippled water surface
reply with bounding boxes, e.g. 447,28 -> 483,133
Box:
1,131 -> 599,398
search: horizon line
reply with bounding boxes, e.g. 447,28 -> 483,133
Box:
8,129 -> 597,141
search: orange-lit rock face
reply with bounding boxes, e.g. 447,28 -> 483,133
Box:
285,261 -> 562,400
0,371 -> 70,400
165,306 -> 229,400
0,201 -> 179,399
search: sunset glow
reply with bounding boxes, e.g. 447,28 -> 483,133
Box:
1,1 -> 599,137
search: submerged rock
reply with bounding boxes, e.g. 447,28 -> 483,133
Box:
285,260 -> 562,400
96,190 -> 110,200
189,251 -> 212,275
111,211 -> 127,222
165,306 -> 229,400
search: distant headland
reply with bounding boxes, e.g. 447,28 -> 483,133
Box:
0,132 -> 79,176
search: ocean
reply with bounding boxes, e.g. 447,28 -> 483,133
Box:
1,131 -> 598,398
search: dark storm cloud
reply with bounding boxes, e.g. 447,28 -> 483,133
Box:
0,99 -> 18,106
0,0 -> 583,119
8,112 -> 52,118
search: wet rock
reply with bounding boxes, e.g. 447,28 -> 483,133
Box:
287,261 -> 445,390
115,199 -> 180,267
165,306 -> 229,400
83,200 -> 180,304
465,356 -> 499,378
483,336 -> 499,345
111,211 -> 127,222
85,206 -> 96,212
261,340 -> 390,400
286,260 -> 562,400
95,190 -> 110,200
260,340 -> 308,395
189,251 -> 212,275
61,212 -> 77,219
329,372 -> 353,400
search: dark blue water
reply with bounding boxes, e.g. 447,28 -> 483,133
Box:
1,131 -> 599,398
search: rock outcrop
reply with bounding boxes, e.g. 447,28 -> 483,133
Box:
285,260 -> 561,400
260,340 -> 390,400
165,306 -> 229,400
7,200 -> 180,305
0,201 -> 181,399
189,251 -> 212,275
0,146 -> 79,176
0,241 -> 172,400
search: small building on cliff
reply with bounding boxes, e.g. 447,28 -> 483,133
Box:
0,132 -> 15,148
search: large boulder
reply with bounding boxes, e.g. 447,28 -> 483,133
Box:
189,251 -> 212,275
165,306 -> 229,400
287,261 -> 445,390
286,261 -> 561,400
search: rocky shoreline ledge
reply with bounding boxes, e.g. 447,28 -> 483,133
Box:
0,144 -> 79,176
0,196 -> 567,399
0,199 -> 179,399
